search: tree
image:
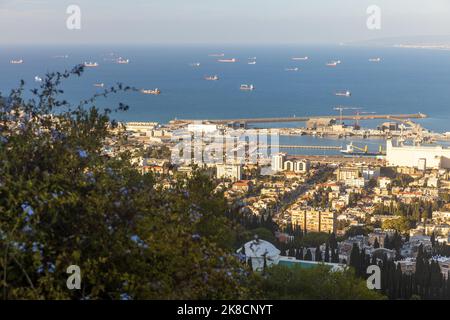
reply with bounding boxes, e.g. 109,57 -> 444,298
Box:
0,67 -> 255,300
329,233 -> 338,251
315,246 -> 322,262
324,242 -> 330,262
345,226 -> 370,238
304,249 -> 313,261
260,265 -> 385,300
349,243 -> 361,276
296,247 -> 304,260
374,238 -> 380,249
331,249 -> 340,264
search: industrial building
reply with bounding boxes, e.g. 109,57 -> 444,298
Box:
386,140 -> 450,169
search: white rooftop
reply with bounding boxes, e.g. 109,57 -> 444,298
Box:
240,238 -> 281,259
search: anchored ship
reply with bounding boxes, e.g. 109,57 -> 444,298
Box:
84,62 -> 99,67
10,59 -> 24,64
326,60 -> 341,67
93,83 -> 105,88
248,61 -> 256,65
190,62 -> 201,67
240,84 -> 254,91
340,142 -> 385,156
34,76 -> 42,82
141,88 -> 161,95
335,90 -> 351,97
285,67 -> 299,72
218,58 -> 236,63
205,75 -> 219,81
116,58 -> 130,64
292,57 -> 309,61
209,53 -> 225,57
369,57 -> 381,62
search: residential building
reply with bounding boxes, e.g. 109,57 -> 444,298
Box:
271,153 -> 286,172
291,208 -> 337,233
216,164 -> 242,181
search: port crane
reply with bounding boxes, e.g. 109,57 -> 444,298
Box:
333,106 -> 362,124
354,111 -> 376,128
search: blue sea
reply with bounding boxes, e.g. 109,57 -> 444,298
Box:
1,44 -> 450,155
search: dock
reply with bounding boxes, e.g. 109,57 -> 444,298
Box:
262,145 -> 342,150
174,113 -> 427,127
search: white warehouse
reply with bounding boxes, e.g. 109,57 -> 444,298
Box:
386,140 -> 450,169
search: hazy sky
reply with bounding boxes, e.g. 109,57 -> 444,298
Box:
1,0 -> 450,45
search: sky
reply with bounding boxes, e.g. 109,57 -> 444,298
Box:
1,0 -> 450,45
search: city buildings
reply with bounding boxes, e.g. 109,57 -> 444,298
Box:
291,208 -> 337,233
335,165 -> 380,187
271,153 -> 310,173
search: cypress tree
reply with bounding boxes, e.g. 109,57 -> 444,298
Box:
349,243 -> 361,276
304,249 -> 312,261
329,233 -> 338,250
374,237 -> 380,249
415,244 -> 425,289
315,246 -> 322,262
331,248 -> 340,263
295,247 -> 301,260
324,242 -> 330,262
384,234 -> 391,249
288,247 -> 295,257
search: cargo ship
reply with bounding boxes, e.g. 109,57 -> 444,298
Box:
10,59 -> 24,64
240,84 -> 254,91
248,61 -> 256,65
209,53 -> 225,57
205,75 -> 219,81
369,57 -> 381,62
190,62 -> 201,67
84,62 -> 99,67
141,88 -> 161,95
292,56 -> 309,61
218,58 -> 236,63
285,67 -> 299,72
340,142 -> 385,156
93,83 -> 105,88
326,60 -> 341,67
116,58 -> 130,64
335,90 -> 351,97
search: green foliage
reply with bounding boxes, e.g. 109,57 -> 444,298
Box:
240,227 -> 277,245
344,225 -> 371,238
144,145 -> 171,159
299,232 -> 330,248
382,217 -> 414,234
260,265 -> 384,300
